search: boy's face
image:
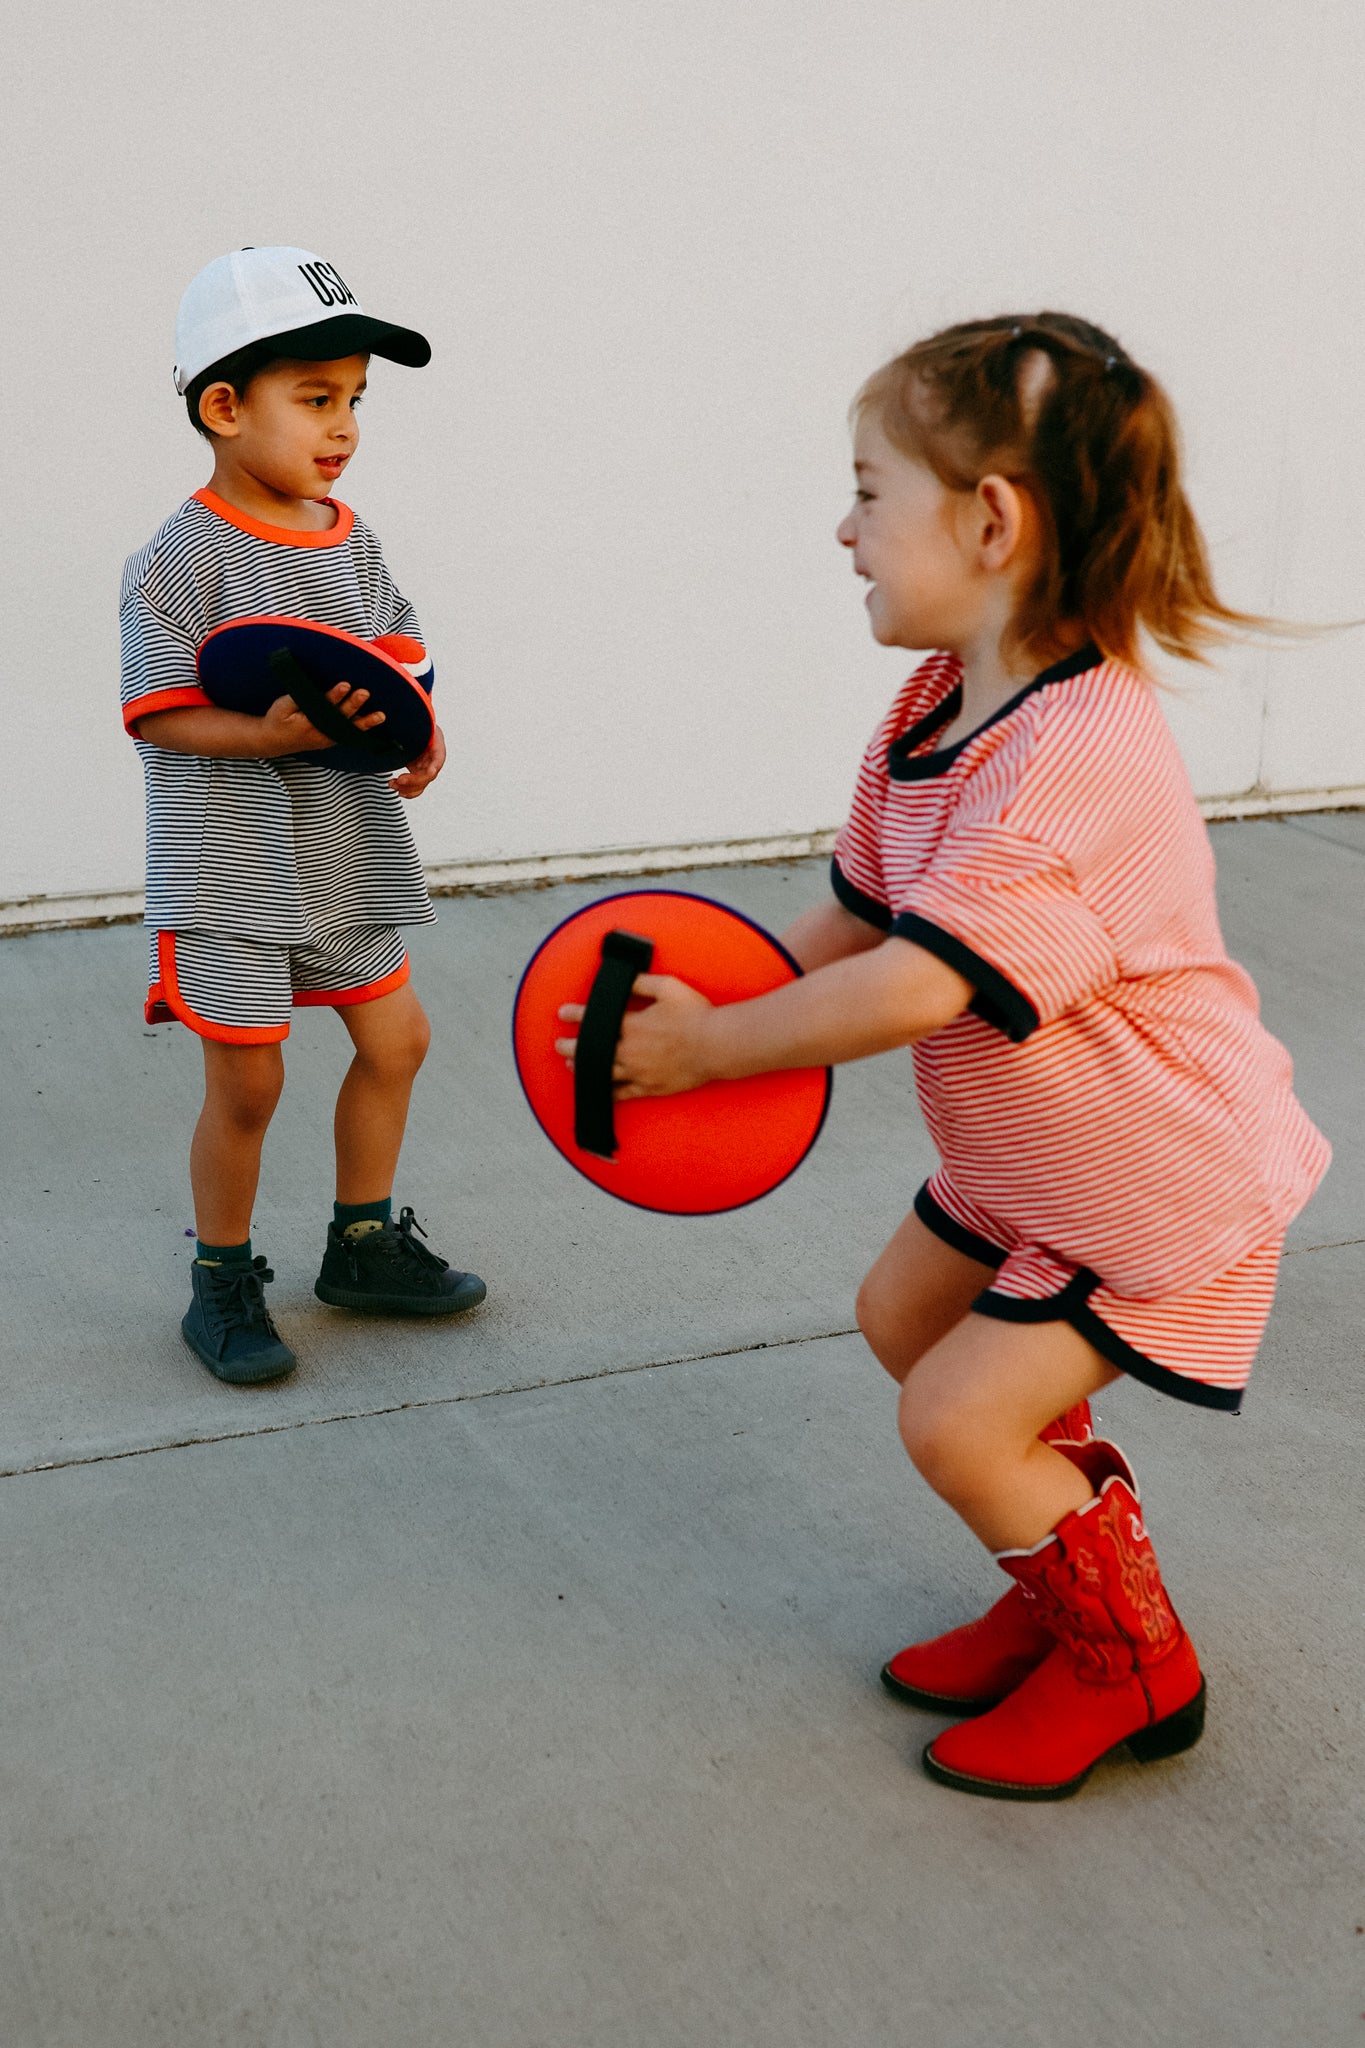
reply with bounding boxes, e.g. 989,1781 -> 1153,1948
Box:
199,355 -> 369,501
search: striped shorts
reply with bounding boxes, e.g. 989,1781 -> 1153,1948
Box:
145,925 -> 410,1044
915,1172 -> 1282,1413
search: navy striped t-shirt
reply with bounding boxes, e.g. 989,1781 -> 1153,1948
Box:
120,487 -> 436,943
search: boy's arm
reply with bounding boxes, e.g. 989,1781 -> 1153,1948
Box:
557,936 -> 971,1097
135,683 -> 386,757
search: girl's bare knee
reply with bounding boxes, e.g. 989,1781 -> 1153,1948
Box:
897,1380 -> 985,1499
856,1271 -> 934,1382
854,1273 -> 888,1350
898,1396 -> 951,1487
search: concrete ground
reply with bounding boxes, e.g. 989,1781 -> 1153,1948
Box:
1,818 -> 1362,2048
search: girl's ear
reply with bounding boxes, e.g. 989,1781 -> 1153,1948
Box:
973,473 -> 1032,572
197,381 -> 242,438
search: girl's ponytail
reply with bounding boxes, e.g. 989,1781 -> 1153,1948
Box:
857,314 -> 1266,669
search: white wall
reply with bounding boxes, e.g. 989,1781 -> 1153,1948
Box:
3,0 -> 1363,918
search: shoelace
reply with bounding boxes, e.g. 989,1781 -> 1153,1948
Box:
346,1207 -> 449,1279
200,1256 -> 278,1337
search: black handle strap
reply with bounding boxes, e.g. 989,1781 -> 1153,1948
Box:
574,929 -> 655,1157
267,646 -> 406,765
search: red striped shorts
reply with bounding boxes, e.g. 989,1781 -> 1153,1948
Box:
915,1172 -> 1283,1413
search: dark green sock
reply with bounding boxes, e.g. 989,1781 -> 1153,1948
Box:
334,1197 -> 392,1241
197,1238 -> 253,1267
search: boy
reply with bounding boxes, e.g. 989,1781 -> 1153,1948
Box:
122,246 -> 484,1385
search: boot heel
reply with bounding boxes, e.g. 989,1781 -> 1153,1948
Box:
1128,1679 -> 1207,1763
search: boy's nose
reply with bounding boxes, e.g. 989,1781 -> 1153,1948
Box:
836,514 -> 855,546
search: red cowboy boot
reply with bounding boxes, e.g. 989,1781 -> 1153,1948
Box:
922,1444 -> 1205,1799
1039,1400 -> 1093,1447
880,1412 -> 1097,1714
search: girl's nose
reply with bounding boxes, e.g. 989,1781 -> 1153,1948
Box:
836,512 -> 855,547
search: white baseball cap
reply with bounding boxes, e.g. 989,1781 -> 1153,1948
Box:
174,246 -> 431,394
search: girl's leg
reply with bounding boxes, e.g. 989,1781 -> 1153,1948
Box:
897,1312 -> 1119,1551
856,1209 -> 1000,1384
866,1213 -> 1102,1713
903,1318 -> 1204,1798
332,983 -> 431,1201
190,1040 -> 286,1244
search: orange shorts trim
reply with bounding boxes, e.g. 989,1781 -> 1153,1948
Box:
292,957 -> 411,1008
151,932 -> 290,1045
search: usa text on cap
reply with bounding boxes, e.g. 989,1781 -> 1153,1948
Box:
174,246 -> 430,394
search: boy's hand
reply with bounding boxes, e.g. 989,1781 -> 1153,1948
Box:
260,681 -> 386,754
390,724 -> 447,798
556,974 -> 717,1098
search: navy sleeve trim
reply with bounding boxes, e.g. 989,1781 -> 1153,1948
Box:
829,857 -> 892,932
890,911 -> 1040,1044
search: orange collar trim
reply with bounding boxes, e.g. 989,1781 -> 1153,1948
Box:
192,486 -> 355,549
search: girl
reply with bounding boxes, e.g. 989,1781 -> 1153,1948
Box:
558,313 -> 1330,1800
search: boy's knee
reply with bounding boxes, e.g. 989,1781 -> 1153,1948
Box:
360,1010 -> 429,1080
208,1048 -> 284,1132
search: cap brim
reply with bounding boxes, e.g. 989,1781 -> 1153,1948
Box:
260,312 -> 431,369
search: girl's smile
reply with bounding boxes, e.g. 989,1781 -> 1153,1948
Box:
837,414 -> 983,652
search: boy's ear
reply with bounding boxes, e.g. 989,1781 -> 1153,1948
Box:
197,381 -> 242,438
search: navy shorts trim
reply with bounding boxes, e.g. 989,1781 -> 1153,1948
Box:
974,1281 -> 1243,1413
913,1182 -> 1007,1268
912,1180 -> 1243,1413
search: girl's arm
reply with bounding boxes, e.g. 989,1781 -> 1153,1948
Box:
135,683 -> 384,758
557,935 -> 972,1099
780,899 -> 887,971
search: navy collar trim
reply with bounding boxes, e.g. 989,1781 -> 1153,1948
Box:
887,642 -> 1103,782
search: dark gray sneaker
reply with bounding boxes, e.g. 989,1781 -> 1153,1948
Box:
181,1257 -> 297,1383
314,1207 -> 486,1317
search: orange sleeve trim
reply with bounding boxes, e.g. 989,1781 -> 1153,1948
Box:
372,634 -> 428,667
292,956 -> 411,1009
155,933 -> 290,1044
124,686 -> 214,733
192,486 -> 354,549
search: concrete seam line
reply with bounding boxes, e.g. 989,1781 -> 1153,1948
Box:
7,794 -> 1365,934
0,1324 -> 861,1481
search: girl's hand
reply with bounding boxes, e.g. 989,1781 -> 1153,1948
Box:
260,681 -> 386,754
556,974 -> 717,1098
391,723 -> 447,798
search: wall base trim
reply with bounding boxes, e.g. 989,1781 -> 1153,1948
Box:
422,830 -> 841,897
1198,784 -> 1365,821
4,793 -> 1363,936
0,888 -> 147,939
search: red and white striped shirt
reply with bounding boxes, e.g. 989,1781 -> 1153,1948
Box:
832,645 -> 1329,1299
